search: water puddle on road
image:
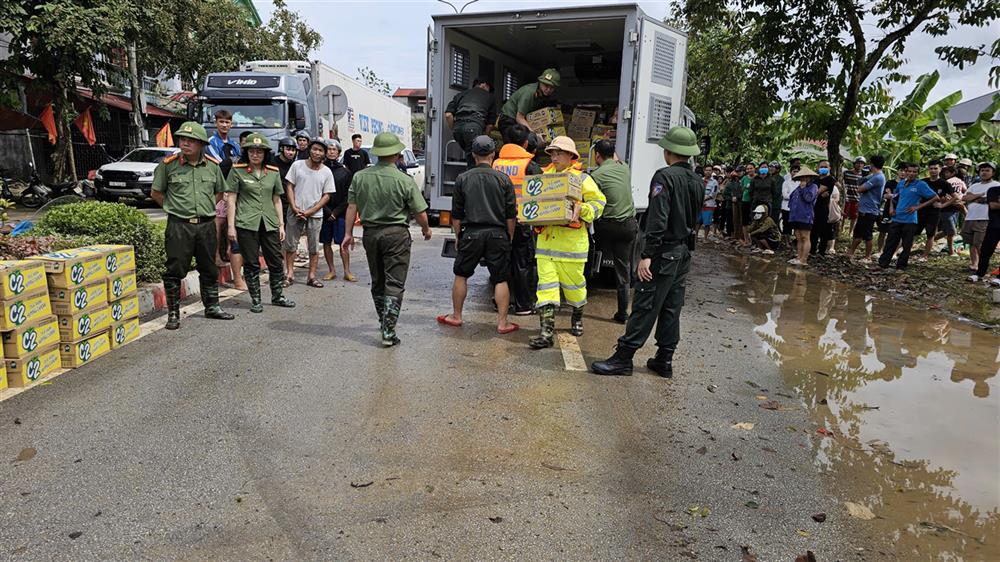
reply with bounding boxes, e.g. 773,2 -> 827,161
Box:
728,256 -> 999,561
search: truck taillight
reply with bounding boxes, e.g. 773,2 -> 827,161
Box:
439,211 -> 451,227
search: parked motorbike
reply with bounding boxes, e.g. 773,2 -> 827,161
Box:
0,165 -> 85,208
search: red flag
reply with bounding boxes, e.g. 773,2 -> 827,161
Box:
39,104 -> 57,145
73,107 -> 97,146
155,123 -> 173,148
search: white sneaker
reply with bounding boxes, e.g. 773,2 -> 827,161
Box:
762,249 -> 775,255
991,278 -> 1000,287
788,258 -> 803,265
969,274 -> 980,283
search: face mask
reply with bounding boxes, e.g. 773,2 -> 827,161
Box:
818,167 -> 830,175
759,168 -> 768,175
753,214 -> 764,221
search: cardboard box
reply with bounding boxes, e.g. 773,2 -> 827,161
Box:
575,140 -> 594,161
77,244 -> 135,275
60,330 -> 111,368
2,315 -> 60,359
49,281 -> 108,316
30,249 -> 105,289
58,306 -> 112,343
526,107 -> 564,129
569,107 -> 598,128
517,198 -> 576,226
0,364 -> 7,391
591,124 -> 615,140
110,317 -> 140,349
7,344 -> 60,387
109,295 -> 140,323
0,261 -> 48,301
522,173 -> 583,201
0,291 -> 53,331
106,270 -> 138,301
567,123 -> 592,141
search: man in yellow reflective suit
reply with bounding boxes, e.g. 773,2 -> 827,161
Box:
529,136 -> 606,349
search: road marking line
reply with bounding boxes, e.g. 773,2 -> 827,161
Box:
0,288 -> 242,403
557,332 -> 588,371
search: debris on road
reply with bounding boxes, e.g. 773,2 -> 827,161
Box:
541,461 -> 573,471
844,501 -> 876,520
686,505 -> 710,517
759,400 -> 782,410
740,545 -> 759,561
68,531 -> 83,540
350,481 -> 374,488
488,516 -> 503,523
15,447 -> 36,462
731,422 -> 754,430
811,512 -> 827,522
794,552 -> 817,562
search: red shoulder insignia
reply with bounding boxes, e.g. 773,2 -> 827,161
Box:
233,163 -> 248,169
204,155 -> 220,164
265,164 -> 279,171
162,154 -> 179,164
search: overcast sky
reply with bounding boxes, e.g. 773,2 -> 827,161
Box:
254,0 -> 999,105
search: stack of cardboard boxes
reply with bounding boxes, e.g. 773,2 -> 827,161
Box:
516,173 -> 584,226
526,108 -> 566,144
0,244 -> 140,391
0,261 -> 59,389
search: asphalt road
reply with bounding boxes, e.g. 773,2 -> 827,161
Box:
1,229 -> 871,561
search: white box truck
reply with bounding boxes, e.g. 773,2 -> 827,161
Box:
196,60 -> 412,150
425,3 -> 691,221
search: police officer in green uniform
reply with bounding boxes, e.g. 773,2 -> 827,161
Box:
225,132 -> 297,313
497,68 -> 560,140
151,121 -> 235,330
590,139 -> 638,323
591,126 -> 703,377
342,132 -> 433,347
445,78 -> 498,168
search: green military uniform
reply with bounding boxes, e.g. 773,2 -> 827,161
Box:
348,132 -> 429,346
446,86 -> 498,166
151,121 -> 233,329
497,68 -> 560,137
591,158 -> 639,321
225,133 -> 296,313
592,127 -> 703,377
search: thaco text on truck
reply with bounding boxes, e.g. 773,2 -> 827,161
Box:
424,3 -> 692,269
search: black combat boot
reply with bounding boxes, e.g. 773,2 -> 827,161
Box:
590,344 -> 637,376
245,269 -> 263,313
373,295 -> 385,324
164,278 -> 181,330
570,306 -> 585,337
646,348 -> 674,378
528,305 -> 556,349
381,295 -> 402,347
269,274 -> 296,308
613,288 -> 629,323
202,283 -> 235,320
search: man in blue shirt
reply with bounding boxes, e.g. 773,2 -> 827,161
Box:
206,110 -> 240,173
877,162 -> 939,270
847,154 -> 886,262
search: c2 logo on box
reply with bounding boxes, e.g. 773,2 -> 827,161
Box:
26,358 -> 41,381
7,271 -> 25,294
522,201 -> 540,220
73,288 -> 89,310
70,263 -> 85,285
525,178 -> 543,197
115,326 -> 126,343
112,303 -> 123,321
9,302 -> 27,326
78,342 -> 92,362
112,279 -> 124,298
106,255 -> 118,273
20,328 -> 37,352
77,315 -> 92,335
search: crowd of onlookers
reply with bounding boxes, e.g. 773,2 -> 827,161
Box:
694,154 -> 1000,285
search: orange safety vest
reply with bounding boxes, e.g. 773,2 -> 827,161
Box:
493,144 -> 535,198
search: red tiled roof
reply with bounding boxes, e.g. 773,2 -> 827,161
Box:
392,88 -> 427,98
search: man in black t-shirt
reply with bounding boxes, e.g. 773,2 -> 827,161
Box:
918,160 -> 956,260
342,133 -> 371,174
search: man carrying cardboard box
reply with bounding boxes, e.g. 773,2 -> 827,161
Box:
497,69 -> 560,141
445,78 -> 498,168
529,136 -> 606,350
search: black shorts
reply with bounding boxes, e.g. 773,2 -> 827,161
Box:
781,210 -> 792,235
919,210 -> 941,237
853,213 -> 877,241
876,217 -> 892,233
789,221 -> 812,231
453,227 -> 511,283
741,201 -> 753,224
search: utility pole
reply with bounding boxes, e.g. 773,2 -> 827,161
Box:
127,43 -> 144,149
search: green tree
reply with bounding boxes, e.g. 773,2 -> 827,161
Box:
0,0 -> 141,180
685,0 -> 1000,174
672,9 -> 781,164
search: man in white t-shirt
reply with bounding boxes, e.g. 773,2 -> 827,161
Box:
962,162 -> 1000,275
284,137 -> 336,287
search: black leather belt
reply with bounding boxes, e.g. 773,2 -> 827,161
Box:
168,214 -> 216,224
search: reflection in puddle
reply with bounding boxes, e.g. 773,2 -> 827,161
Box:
730,256 -> 999,560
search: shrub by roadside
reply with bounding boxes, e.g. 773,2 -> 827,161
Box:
32,202 -> 166,283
